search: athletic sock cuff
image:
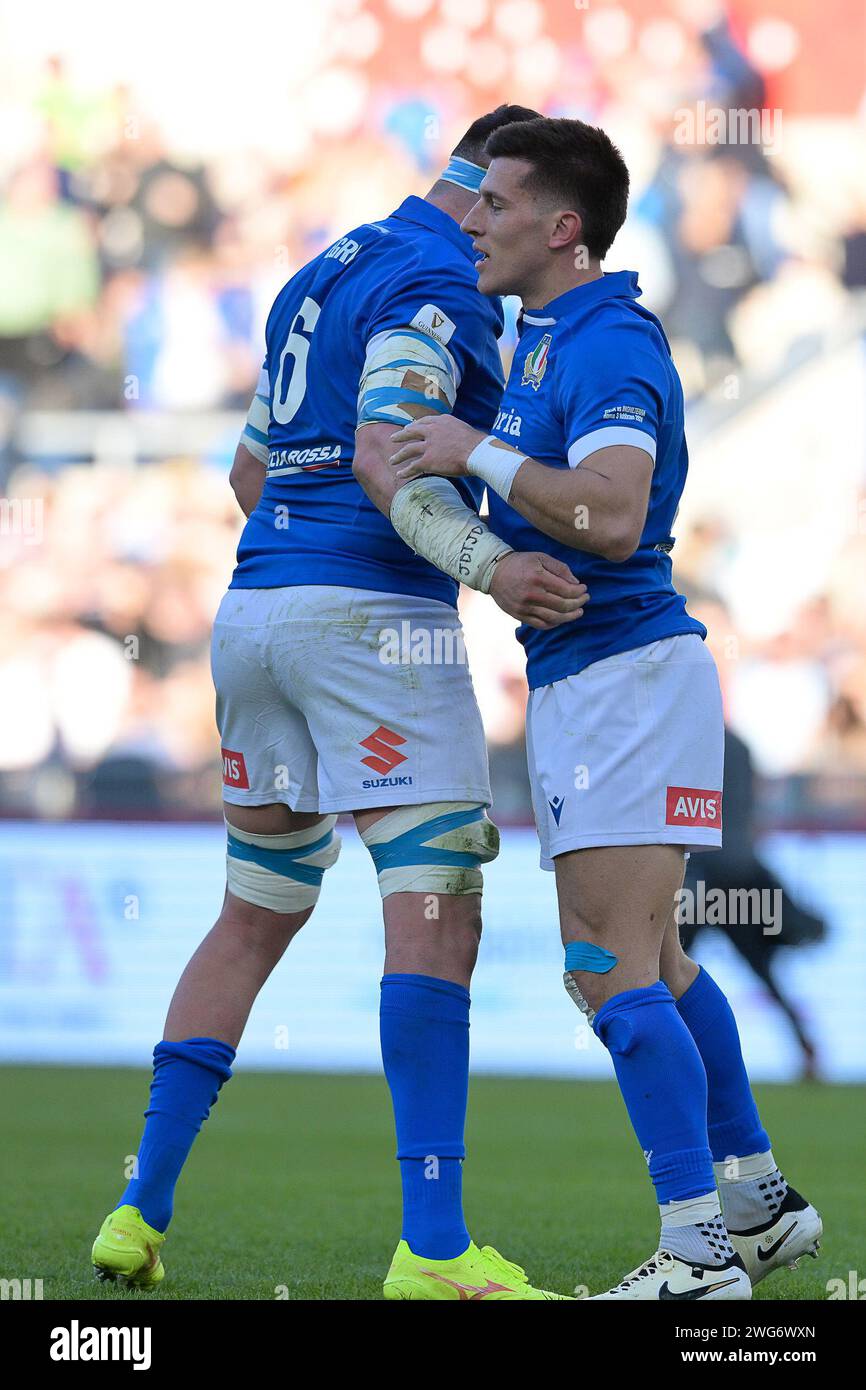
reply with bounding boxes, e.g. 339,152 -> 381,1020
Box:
708,1112 -> 774,1165
153,1037 -> 236,1085
675,966 -> 729,1040
650,1146 -> 716,1205
380,973 -> 471,1023
592,980 -> 675,1046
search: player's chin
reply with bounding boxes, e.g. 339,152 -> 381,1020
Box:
475,255 -> 502,293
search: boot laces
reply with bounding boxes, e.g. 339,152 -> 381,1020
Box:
479,1245 -> 528,1285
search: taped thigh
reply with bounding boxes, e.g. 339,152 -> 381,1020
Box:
359,801 -> 498,899
226,815 -> 341,913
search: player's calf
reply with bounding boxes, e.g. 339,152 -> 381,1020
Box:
90,805 -> 341,1284
557,846 -> 744,1281
663,945 -> 824,1285
359,801 -> 499,1269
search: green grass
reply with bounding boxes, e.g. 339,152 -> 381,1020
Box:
1,1067 -> 862,1301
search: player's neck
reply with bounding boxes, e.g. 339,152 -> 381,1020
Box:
520,261 -> 604,313
424,182 -> 478,226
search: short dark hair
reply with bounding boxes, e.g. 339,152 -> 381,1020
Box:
485,117 -> 630,259
451,104 -> 542,166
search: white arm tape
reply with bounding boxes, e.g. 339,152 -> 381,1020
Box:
240,363 -> 271,464
389,476 -> 513,593
466,435 -> 527,502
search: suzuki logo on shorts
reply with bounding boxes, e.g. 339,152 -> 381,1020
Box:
360,726 -> 407,776
665,786 -> 722,828
222,748 -> 250,789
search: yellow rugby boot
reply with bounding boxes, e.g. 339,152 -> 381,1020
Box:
384,1239 -> 572,1300
91,1205 -> 166,1289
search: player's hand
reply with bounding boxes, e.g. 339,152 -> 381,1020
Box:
390,415 -> 483,479
490,552 -> 588,629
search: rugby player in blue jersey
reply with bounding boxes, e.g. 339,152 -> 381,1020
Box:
387,116 -> 821,1301
89,106 -> 587,1300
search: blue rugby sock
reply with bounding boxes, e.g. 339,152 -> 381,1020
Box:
380,973 -> 471,1260
675,966 -> 771,1162
593,982 -> 715,1205
118,1036 -> 235,1233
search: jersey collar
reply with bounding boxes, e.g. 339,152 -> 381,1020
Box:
521,270 -> 642,327
390,195 -> 477,263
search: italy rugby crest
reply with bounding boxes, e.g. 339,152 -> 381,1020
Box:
521,333 -> 552,390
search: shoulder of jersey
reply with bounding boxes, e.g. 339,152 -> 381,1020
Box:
557,296 -> 660,349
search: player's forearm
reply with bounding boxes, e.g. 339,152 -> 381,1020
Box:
355,423 -> 513,593
507,457 -> 635,559
461,434 -> 650,562
389,475 -> 512,593
391,420 -> 648,562
353,423 -> 402,516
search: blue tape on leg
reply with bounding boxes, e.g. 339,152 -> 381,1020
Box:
564,941 -> 618,973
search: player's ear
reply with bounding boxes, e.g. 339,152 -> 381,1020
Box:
549,209 -> 583,253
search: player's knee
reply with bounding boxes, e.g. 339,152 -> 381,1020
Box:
225,813 -> 341,915
442,893 -> 483,970
660,932 -> 699,997
358,801 -> 498,900
461,895 -> 483,943
217,893 -> 313,960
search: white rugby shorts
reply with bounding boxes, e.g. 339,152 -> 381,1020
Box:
211,585 -> 491,813
526,634 -> 724,866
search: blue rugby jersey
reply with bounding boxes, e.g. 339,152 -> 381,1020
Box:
231,197 -> 504,606
486,271 -> 705,689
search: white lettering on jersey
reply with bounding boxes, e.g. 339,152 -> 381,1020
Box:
325,236 -> 362,265
410,304 -> 456,346
603,405 -> 646,422
493,407 -> 523,437
267,444 -> 342,474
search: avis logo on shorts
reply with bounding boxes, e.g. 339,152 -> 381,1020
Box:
665,786 -> 722,828
222,748 -> 250,789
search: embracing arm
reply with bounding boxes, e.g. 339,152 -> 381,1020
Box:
350,310 -> 587,627
354,422 -> 588,630
389,416 -> 653,563
504,443 -> 652,562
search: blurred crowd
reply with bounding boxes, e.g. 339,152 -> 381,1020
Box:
1,0 -> 865,818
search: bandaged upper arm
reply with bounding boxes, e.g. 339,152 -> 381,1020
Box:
357,328 -> 459,428
241,363 -> 270,464
390,475 -> 512,594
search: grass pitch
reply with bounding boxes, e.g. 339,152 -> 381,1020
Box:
1,1067 -> 862,1301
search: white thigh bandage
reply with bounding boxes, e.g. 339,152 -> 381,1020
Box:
359,801 -> 499,898
226,815 -> 341,913
389,476 -> 513,593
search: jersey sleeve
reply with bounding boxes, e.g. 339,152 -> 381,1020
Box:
239,358 -> 270,463
556,320 -> 667,469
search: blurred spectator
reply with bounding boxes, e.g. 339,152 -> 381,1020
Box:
0,159 -> 100,390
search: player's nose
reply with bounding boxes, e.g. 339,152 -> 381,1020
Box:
459,199 -> 483,237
